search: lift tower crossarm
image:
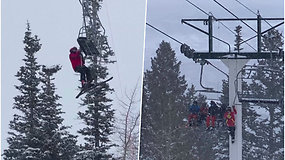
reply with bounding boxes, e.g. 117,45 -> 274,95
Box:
181,19 -> 231,52
181,16 -> 284,60
182,17 -> 284,21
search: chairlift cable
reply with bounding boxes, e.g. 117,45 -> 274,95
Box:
205,60 -> 229,78
186,0 -> 233,34
234,0 -> 273,28
185,0 -> 256,51
104,1 -> 124,97
185,0 -> 209,16
240,22 -> 284,45
213,0 -> 257,34
146,23 -> 184,45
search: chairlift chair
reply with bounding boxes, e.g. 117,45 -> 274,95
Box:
198,61 -> 224,94
235,65 -> 280,104
77,27 -> 100,56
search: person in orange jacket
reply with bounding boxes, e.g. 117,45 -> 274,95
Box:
224,105 -> 237,143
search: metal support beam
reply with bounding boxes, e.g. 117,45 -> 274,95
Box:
257,15 -> 262,53
182,51 -> 282,59
182,18 -> 284,22
209,16 -> 213,52
222,59 -> 249,160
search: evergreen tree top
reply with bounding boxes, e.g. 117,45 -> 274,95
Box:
23,21 -> 41,55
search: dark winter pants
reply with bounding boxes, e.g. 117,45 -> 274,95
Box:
228,126 -> 235,139
198,114 -> 207,124
75,65 -> 92,82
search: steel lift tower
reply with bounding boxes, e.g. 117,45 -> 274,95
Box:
180,15 -> 284,160
77,0 -> 112,157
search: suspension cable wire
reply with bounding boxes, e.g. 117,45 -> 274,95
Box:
240,21 -> 284,45
104,0 -> 124,98
234,0 -> 273,28
205,60 -> 229,78
185,0 -> 256,51
186,0 -> 235,35
146,23 -> 184,45
213,0 -> 257,33
234,0 -> 284,39
185,0 -> 208,16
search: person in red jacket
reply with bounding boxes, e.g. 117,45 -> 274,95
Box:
69,47 -> 92,87
224,105 -> 237,143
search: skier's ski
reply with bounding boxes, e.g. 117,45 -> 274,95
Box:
76,77 -> 113,98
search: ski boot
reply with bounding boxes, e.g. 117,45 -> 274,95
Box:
81,80 -> 90,88
231,136 -> 235,143
81,80 -> 86,88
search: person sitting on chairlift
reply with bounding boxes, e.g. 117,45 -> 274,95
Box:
206,101 -> 218,130
198,102 -> 208,125
188,101 -> 200,127
224,105 -> 237,143
69,47 -> 92,88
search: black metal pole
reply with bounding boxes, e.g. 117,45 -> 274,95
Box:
257,14 -> 261,53
209,16 -> 213,52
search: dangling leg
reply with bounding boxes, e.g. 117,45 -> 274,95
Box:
188,114 -> 192,127
206,115 -> 210,130
188,114 -> 194,126
212,116 -> 216,128
229,126 -> 235,143
193,114 -> 197,126
75,66 -> 87,87
230,126 -> 235,140
81,65 -> 92,83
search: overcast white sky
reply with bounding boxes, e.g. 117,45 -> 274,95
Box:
2,0 -> 146,156
144,0 -> 284,100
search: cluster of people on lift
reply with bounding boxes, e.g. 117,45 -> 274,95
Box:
188,100 -> 237,142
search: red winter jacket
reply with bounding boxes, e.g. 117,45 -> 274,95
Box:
224,108 -> 237,127
200,106 -> 208,115
69,49 -> 84,71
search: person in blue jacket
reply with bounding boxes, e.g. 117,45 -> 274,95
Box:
188,101 -> 200,126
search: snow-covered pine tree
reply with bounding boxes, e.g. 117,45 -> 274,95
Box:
75,1 -> 116,159
234,25 -> 244,53
38,65 -> 78,159
196,93 -> 207,106
219,80 -> 229,106
140,41 -> 189,159
139,78 -> 155,159
243,29 -> 284,160
184,84 -> 196,106
3,22 -> 43,160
